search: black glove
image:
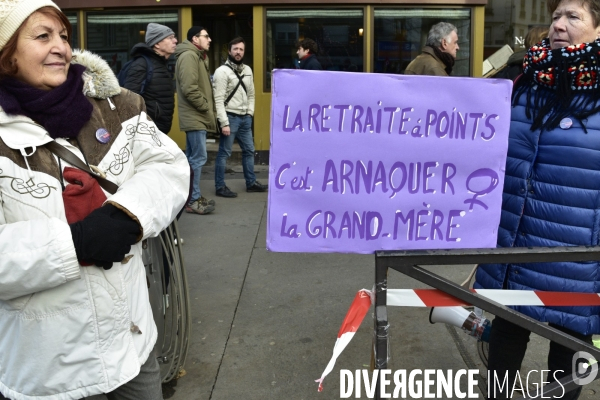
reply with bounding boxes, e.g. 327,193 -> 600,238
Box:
70,204 -> 141,269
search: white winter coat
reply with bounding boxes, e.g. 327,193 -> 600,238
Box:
0,50 -> 189,400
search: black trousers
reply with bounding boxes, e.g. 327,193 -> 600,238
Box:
487,316 -> 593,400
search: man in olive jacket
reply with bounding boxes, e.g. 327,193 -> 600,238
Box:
175,26 -> 216,215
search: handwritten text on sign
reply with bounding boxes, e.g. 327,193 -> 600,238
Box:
267,70 -> 512,253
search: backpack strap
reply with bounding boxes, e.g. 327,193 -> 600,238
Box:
225,63 -> 247,93
139,55 -> 154,95
224,81 -> 242,107
223,64 -> 247,107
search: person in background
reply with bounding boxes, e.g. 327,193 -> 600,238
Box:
404,22 -> 459,76
174,26 -> 216,215
296,38 -> 322,70
0,1 -> 189,399
123,22 -> 177,134
495,26 -> 549,81
475,1 -> 600,399
213,37 -> 267,198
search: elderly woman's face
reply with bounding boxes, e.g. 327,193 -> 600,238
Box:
12,12 -> 71,90
550,0 -> 600,49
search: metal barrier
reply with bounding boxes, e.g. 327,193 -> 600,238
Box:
143,220 -> 192,383
374,246 -> 600,400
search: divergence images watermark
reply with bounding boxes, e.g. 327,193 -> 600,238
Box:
339,353 -> 598,399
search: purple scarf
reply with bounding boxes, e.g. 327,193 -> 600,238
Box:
0,64 -> 93,139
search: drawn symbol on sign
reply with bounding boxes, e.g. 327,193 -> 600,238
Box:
463,168 -> 499,211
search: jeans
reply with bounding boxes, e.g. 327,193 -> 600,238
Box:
185,130 -> 207,203
486,316 -> 593,400
0,351 -> 163,400
215,113 -> 256,190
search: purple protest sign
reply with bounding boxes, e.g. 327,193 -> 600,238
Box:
267,70 -> 512,253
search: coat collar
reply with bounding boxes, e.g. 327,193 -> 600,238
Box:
422,46 -> 440,61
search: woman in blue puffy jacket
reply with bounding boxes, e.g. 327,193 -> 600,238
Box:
474,0 -> 600,398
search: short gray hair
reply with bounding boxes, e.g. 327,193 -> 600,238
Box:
426,22 -> 457,48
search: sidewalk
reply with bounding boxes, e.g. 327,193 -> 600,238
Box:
165,168 -> 600,400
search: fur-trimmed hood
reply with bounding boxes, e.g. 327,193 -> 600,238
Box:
72,49 -> 121,99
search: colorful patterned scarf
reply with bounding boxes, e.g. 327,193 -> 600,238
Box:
515,38 -> 600,132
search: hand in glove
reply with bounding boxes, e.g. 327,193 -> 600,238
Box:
70,204 -> 141,269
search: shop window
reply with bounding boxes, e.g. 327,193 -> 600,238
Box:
484,1 -> 551,58
265,9 -> 364,91
373,9 -> 471,76
64,12 -> 79,49
190,6 -> 254,74
85,10 -> 179,75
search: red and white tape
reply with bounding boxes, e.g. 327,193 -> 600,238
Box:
316,288 -> 600,392
315,289 -> 372,392
387,289 -> 600,307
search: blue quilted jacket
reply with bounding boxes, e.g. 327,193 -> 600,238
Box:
474,88 -> 600,336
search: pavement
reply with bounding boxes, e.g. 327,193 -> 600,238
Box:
89,164 -> 600,400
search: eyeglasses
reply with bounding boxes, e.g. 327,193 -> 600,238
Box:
197,34 -> 210,39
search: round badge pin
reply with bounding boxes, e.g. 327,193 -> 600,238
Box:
559,118 -> 573,130
95,128 -> 111,144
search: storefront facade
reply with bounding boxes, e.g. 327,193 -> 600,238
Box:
55,0 -> 493,159
484,0 -> 551,59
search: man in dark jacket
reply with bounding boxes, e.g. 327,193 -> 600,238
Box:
124,23 -> 177,134
296,38 -> 322,70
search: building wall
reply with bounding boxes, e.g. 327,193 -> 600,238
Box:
54,1 -> 488,156
484,0 -> 551,58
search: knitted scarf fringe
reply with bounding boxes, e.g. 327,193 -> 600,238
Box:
513,38 -> 600,133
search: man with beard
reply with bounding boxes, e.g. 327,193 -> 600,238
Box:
213,37 -> 267,198
405,22 -> 459,76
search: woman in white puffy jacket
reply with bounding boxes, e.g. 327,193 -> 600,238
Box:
0,1 -> 189,399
